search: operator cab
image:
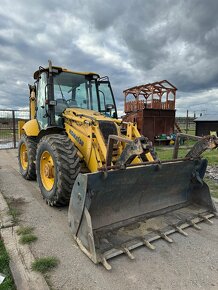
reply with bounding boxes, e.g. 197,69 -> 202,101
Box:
53,72 -> 117,117
33,65 -> 118,129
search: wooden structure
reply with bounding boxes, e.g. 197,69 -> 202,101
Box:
194,115 -> 218,136
123,80 -> 177,143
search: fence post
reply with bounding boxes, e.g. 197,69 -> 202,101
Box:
12,110 -> 16,148
185,110 -> 189,134
172,134 -> 180,159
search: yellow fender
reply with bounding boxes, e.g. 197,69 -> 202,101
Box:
22,119 -> 40,137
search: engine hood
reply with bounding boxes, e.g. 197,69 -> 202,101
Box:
63,107 -> 121,124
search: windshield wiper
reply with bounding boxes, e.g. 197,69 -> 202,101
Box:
55,80 -> 64,99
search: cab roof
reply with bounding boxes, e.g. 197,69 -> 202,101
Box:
33,66 -> 100,80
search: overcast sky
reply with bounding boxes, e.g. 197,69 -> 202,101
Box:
0,0 -> 218,116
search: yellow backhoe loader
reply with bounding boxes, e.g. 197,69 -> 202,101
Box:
18,61 -> 217,270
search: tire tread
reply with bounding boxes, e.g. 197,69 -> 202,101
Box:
36,134 -> 81,206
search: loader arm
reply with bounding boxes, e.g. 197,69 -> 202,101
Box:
173,133 -> 218,159
106,135 -> 155,168
185,135 -> 218,158
63,108 -> 155,172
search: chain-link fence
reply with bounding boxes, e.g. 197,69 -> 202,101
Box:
0,110 -> 29,149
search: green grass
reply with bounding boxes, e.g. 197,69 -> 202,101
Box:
19,234 -> 38,245
204,177 -> 218,199
0,240 -> 16,290
155,146 -> 218,163
202,150 -> 218,166
31,257 -> 59,274
155,146 -> 190,160
0,129 -> 13,139
7,208 -> 21,225
16,226 -> 34,236
16,226 -> 37,245
5,196 -> 25,225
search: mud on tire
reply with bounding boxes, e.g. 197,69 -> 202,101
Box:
36,134 -> 81,206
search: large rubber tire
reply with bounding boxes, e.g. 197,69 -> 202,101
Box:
18,135 -> 37,180
36,134 -> 81,206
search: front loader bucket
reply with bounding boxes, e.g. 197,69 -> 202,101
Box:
68,159 -> 217,270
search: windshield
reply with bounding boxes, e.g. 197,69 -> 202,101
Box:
53,72 -> 117,117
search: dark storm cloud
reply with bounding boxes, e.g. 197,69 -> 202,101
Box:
105,0 -> 218,92
0,0 -> 218,115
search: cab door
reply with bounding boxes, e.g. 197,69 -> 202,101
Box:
36,72 -> 48,129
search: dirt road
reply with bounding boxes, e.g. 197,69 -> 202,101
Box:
0,149 -> 218,290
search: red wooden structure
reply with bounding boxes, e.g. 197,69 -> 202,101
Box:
123,80 -> 177,143
124,80 -> 177,113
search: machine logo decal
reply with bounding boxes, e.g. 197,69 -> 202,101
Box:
69,130 -> 84,146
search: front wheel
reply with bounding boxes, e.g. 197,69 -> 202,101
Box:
36,134 -> 81,206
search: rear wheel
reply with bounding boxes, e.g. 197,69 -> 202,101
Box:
18,135 -> 37,180
36,134 -> 81,206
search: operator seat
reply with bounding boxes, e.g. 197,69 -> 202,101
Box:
55,99 -> 68,116
68,99 -> 78,107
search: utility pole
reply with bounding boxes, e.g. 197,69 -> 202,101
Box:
185,110 -> 189,134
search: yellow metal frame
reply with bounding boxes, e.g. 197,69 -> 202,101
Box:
33,66 -> 99,80
21,95 -> 153,173
22,119 -> 40,137
30,89 -> 36,120
64,108 -> 153,172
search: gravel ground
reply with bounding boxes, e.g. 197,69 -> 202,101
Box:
0,149 -> 218,290
206,166 -> 218,182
